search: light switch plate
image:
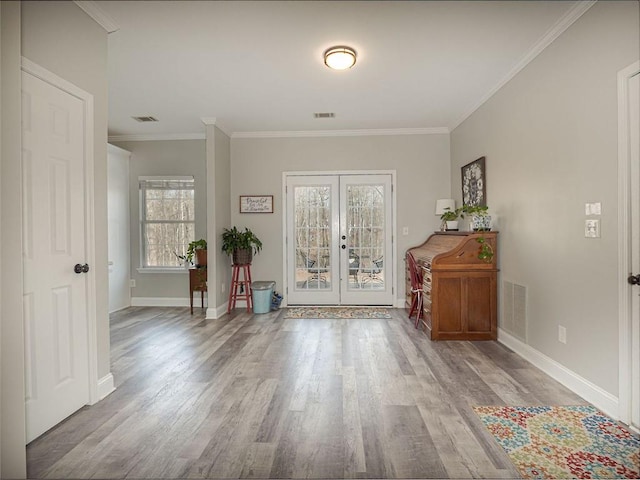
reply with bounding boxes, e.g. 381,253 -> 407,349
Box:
585,202 -> 602,215
585,219 -> 600,238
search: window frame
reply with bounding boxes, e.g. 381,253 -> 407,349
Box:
138,175 -> 195,272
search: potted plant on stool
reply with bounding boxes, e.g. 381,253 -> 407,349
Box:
222,227 -> 263,265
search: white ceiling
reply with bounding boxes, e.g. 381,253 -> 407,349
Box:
95,1 -> 592,139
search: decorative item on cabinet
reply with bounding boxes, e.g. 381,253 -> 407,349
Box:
406,231 -> 499,340
435,199 -> 456,231
461,204 -> 492,232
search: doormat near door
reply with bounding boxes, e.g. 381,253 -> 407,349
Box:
473,405 -> 640,479
284,307 -> 391,319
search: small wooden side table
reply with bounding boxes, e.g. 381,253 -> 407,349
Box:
189,267 -> 207,314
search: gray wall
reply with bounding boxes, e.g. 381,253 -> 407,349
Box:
231,134 -> 451,302
450,1 -> 639,396
22,0 -> 110,378
113,140 -> 207,300
1,2 -> 26,476
0,1 -> 108,476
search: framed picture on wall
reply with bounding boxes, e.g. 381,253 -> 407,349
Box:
461,156 -> 486,206
240,195 -> 274,213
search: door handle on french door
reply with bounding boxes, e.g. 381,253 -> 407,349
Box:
74,263 -> 90,274
629,274 -> 640,285
341,245 -> 346,249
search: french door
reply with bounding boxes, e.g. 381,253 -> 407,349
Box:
286,174 -> 393,305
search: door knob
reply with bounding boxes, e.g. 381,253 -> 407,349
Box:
628,274 -> 640,285
341,245 -> 346,249
74,263 -> 90,274
341,235 -> 346,240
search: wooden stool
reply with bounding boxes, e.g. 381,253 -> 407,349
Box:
227,264 -> 252,313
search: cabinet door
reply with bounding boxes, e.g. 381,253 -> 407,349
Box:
435,275 -> 463,333
466,274 -> 495,333
432,271 -> 496,340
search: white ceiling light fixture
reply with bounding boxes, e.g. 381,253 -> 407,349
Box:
324,46 -> 357,70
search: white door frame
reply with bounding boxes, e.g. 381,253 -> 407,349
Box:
617,60 -> 639,427
21,57 -> 99,405
282,170 -> 397,307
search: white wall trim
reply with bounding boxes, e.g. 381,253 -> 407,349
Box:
108,133 -> 206,142
21,57 -> 101,407
109,127 -> 449,142
450,0 -> 597,131
95,373 -> 115,402
131,297 -> 206,308
233,127 -> 449,139
498,328 -> 619,419
73,1 -> 119,33
617,60 -> 640,426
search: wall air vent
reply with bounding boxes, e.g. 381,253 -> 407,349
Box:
503,280 -> 527,342
313,113 -> 335,119
132,116 -> 158,122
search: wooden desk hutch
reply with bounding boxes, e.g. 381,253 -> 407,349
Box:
406,231 -> 499,340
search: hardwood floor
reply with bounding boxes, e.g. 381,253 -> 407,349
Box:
27,307 -> 587,479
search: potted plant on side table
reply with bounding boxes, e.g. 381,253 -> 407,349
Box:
221,227 -> 263,265
186,239 -> 208,267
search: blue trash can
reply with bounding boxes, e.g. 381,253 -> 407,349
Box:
252,281 -> 275,314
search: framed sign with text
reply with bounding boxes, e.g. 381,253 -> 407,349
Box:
239,195 -> 274,213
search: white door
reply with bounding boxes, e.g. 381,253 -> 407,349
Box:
629,71 -> 639,431
108,144 -> 131,313
22,71 -> 90,442
286,174 -> 393,305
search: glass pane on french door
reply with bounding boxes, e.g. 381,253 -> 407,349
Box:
340,175 -> 393,305
286,174 -> 393,306
286,176 -> 340,305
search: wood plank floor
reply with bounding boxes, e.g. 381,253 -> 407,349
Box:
27,307 -> 588,479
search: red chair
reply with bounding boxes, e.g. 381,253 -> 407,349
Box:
407,253 -> 424,328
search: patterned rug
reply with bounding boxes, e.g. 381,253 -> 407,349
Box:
474,405 -> 640,479
284,307 -> 391,319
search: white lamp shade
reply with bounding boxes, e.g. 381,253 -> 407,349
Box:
435,199 -> 455,215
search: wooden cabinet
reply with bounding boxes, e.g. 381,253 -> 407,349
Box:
406,231 -> 498,340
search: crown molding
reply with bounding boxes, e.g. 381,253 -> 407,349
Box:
450,0 -> 597,131
108,133 -> 205,142
74,1 -> 119,33
232,127 -> 449,139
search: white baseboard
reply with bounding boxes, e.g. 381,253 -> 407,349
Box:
108,304 -> 131,314
498,328 -> 619,419
206,302 -> 229,319
394,297 -> 406,308
96,373 -> 115,401
131,296 -> 207,308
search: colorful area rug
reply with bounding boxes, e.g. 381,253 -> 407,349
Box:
474,405 -> 640,479
284,307 -> 391,319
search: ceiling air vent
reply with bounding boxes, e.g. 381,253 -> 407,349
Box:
132,116 -> 158,122
313,112 -> 335,119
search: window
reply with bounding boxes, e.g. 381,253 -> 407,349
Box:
139,176 -> 195,268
